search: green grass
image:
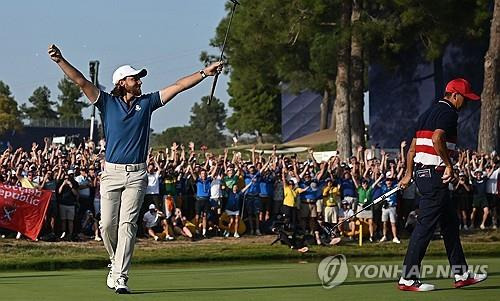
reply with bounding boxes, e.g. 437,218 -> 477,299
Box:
0,257 -> 497,301
1,231 -> 500,271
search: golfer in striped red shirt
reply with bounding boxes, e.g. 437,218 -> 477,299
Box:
398,78 -> 487,291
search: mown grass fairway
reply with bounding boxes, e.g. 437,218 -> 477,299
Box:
0,257 -> 498,301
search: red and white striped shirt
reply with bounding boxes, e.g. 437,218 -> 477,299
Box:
413,100 -> 458,166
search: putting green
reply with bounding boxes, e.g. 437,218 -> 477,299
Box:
0,257 -> 497,301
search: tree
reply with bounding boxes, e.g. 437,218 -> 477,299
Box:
21,86 -> 58,121
479,0 -> 500,153
334,0 -> 352,159
189,96 -> 227,148
57,76 -> 87,121
0,81 -> 23,134
152,96 -> 227,149
349,0 -> 365,150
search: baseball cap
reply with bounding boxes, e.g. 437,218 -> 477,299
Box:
112,65 -> 147,85
149,204 -> 156,210
445,78 -> 480,101
67,170 -> 74,175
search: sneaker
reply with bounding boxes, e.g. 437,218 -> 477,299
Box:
106,264 -> 114,289
398,277 -> 435,291
153,235 -> 159,241
480,224 -> 486,230
234,232 -> 240,238
115,277 -> 130,294
392,237 -> 401,244
94,236 -> 102,242
256,230 -> 262,236
165,235 -> 174,241
16,232 -> 22,240
454,271 -> 487,288
379,236 -> 387,242
224,231 -> 230,238
464,225 -> 469,231
369,236 -> 374,242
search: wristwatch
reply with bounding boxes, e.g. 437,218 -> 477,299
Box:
199,69 -> 207,79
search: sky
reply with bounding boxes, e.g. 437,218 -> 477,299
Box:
0,0 -> 230,133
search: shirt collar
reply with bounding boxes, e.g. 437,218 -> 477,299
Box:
439,99 -> 458,112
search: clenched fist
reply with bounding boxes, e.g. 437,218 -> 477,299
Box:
48,44 -> 63,63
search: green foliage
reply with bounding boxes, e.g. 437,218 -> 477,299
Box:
152,96 -> 227,148
57,76 -> 87,121
363,0 -> 491,64
21,86 -> 58,120
0,81 -> 23,134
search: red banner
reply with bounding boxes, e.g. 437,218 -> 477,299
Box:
0,184 -> 52,240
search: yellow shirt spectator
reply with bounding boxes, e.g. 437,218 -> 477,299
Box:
283,185 -> 297,207
323,184 -> 340,207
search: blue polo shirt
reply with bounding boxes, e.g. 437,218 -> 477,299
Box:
95,91 -> 163,164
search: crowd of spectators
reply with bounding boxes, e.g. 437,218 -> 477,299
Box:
0,138 -> 498,245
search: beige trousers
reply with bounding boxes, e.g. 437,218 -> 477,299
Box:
100,162 -> 147,280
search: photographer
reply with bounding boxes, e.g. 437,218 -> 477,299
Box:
142,204 -> 172,241
57,170 -> 79,240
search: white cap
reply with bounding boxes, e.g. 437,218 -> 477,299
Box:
148,204 -> 156,210
67,170 -> 74,175
112,65 -> 147,85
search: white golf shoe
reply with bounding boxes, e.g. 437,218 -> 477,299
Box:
115,277 -> 130,294
398,277 -> 435,292
454,271 -> 487,288
106,264 -> 114,289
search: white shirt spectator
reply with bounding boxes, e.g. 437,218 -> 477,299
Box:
146,172 -> 160,195
486,168 -> 499,194
210,177 -> 222,199
75,174 -> 91,198
143,210 -> 160,228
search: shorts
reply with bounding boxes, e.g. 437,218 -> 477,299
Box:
225,209 -> 240,216
48,199 -> 58,218
300,202 -> 317,218
209,198 -> 221,209
195,197 -> 210,215
259,196 -> 272,212
316,199 -> 324,214
486,193 -> 498,208
59,204 -> 75,220
244,195 -> 261,215
473,197 -> 488,209
381,207 -> 397,223
343,196 -> 357,206
324,206 -> 338,223
455,195 -> 471,211
356,205 -> 373,219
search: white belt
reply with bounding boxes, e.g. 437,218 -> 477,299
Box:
104,162 -> 146,172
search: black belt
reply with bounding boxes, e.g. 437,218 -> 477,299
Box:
415,163 -> 445,172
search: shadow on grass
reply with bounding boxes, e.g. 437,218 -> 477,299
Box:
132,272 -> 500,295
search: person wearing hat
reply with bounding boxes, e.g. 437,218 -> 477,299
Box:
48,44 -> 222,294
142,204 -> 171,241
398,78 -> 487,291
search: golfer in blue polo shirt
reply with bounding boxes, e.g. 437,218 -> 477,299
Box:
48,44 -> 222,294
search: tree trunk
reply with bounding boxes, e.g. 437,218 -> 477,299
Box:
255,130 -> 264,144
479,0 -> 500,153
349,0 -> 365,153
320,89 -> 330,130
334,0 -> 352,160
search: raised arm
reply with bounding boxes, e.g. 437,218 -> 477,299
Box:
48,44 -> 99,103
159,61 -> 222,105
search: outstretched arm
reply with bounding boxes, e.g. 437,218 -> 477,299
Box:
159,61 -> 223,105
48,44 -> 99,103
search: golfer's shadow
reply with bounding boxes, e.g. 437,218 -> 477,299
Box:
131,283 -> 321,294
